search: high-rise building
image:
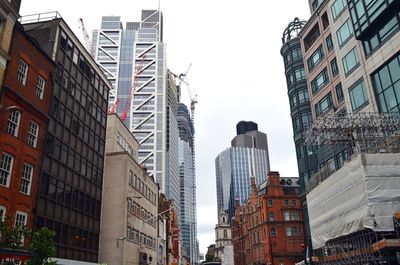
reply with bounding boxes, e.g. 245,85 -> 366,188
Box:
177,103 -> 197,264
282,0 -> 400,263
280,17 -> 319,257
92,11 -> 180,210
21,13 -> 111,262
215,121 -> 270,220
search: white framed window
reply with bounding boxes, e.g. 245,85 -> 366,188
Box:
0,205 -> 6,221
15,211 -> 27,227
0,153 -> 14,187
27,121 -> 39,148
284,211 -> 290,221
17,59 -> 29,85
6,110 -> 21,137
15,211 -> 28,244
286,227 -> 292,237
35,76 -> 45,99
20,163 -> 33,195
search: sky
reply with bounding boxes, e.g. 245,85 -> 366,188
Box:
20,0 -> 310,256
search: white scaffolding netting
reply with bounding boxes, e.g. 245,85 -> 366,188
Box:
307,153 -> 400,249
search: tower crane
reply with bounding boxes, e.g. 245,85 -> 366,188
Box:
172,63 -> 198,117
78,18 -> 93,56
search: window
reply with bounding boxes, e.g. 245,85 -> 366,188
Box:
304,23 -> 321,51
331,0 -> 346,21
290,93 -> 298,107
296,143 -> 305,159
270,227 -> 277,237
311,68 -> 329,94
295,67 -> 306,81
291,211 -> 297,220
291,200 -> 296,207
6,110 -> 21,137
284,211 -> 290,221
362,13 -> 400,56
293,115 -> 301,132
284,200 -> 289,207
27,121 -> 39,148
15,211 -> 27,227
331,58 -> 339,76
269,212 -> 275,221
307,45 -> 324,72
315,93 -> 333,116
343,47 -> 360,75
372,54 -> 400,113
0,153 -> 14,187
20,163 -> 33,195
36,76 -> 45,99
335,83 -> 344,101
287,72 -> 294,86
286,227 -> 292,236
349,79 -> 369,111
292,48 -> 302,61
223,229 -> 227,238
17,59 -> 28,85
302,112 -> 312,129
336,20 -> 353,47
348,0 -> 392,38
0,205 -> 5,221
326,34 -> 334,51
298,89 -> 309,103
268,199 -> 273,207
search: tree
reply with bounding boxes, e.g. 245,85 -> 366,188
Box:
0,216 -> 30,249
27,227 -> 57,265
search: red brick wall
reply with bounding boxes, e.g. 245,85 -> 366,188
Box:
0,23 -> 54,234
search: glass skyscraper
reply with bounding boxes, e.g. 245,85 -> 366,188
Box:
178,103 -> 198,264
215,122 -> 270,220
92,10 -> 180,209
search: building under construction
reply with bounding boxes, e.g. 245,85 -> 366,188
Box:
304,112 -> 400,264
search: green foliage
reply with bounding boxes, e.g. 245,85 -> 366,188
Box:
27,227 -> 57,265
0,217 -> 57,264
0,216 -> 30,249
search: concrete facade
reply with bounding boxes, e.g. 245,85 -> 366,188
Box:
99,114 -> 158,265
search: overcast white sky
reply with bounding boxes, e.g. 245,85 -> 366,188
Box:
21,0 -> 310,256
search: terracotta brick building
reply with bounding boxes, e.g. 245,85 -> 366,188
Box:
0,22 -> 54,234
232,171 -> 304,265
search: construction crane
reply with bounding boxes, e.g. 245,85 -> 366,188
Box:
120,55 -> 147,121
172,63 -> 198,117
78,18 -> 93,56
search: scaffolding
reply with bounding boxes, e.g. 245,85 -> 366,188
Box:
314,215 -> 400,265
304,112 -> 400,153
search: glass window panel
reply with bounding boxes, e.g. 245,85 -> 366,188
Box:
388,58 -> 400,83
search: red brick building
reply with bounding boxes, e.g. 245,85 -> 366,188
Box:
232,171 -> 304,265
0,22 -> 54,236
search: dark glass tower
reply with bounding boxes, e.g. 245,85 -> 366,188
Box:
280,17 -> 318,257
22,15 -> 111,262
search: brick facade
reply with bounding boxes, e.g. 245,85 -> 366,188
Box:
232,172 -> 305,265
0,23 -> 54,235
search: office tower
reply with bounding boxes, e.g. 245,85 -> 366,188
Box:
100,114 -> 158,265
0,22 -> 54,236
178,103 -> 198,264
0,0 -> 21,88
215,121 -> 270,220
280,17 -> 319,255
283,0 -> 400,263
92,11 -> 180,207
21,13 -> 111,262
